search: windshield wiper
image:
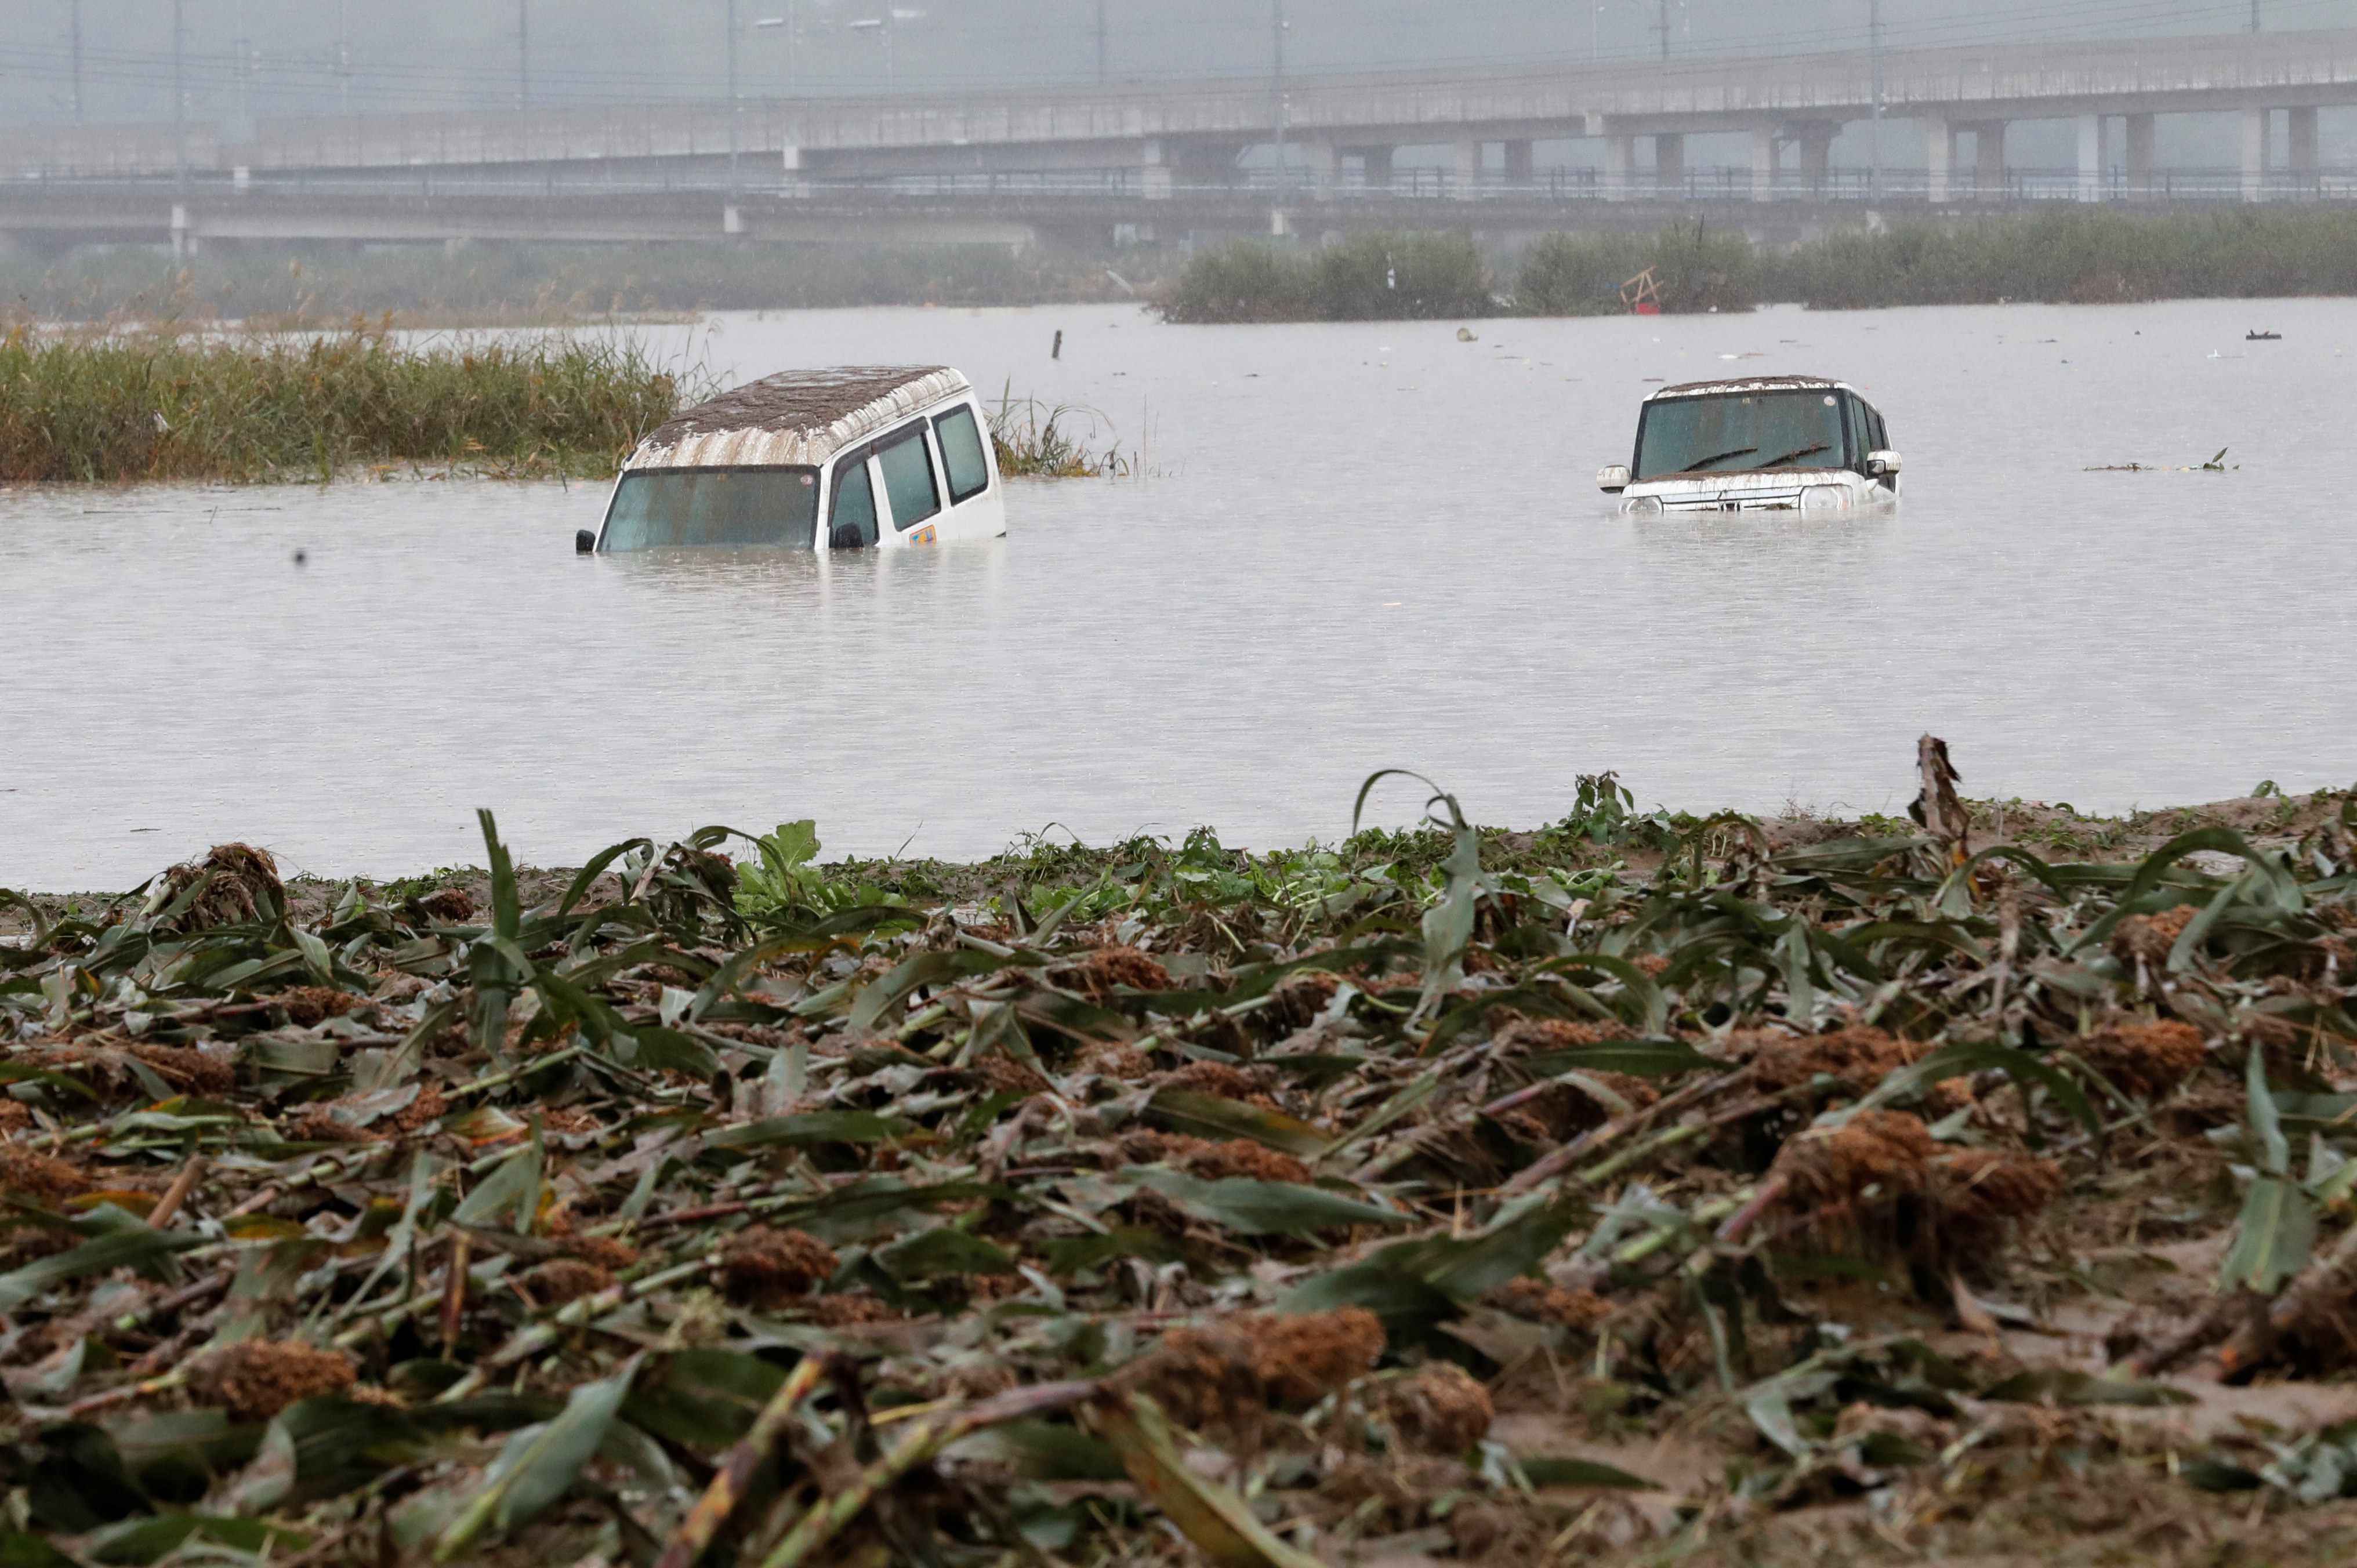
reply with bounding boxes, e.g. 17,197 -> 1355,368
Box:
1676,446 -> 1757,473
1758,441 -> 1831,467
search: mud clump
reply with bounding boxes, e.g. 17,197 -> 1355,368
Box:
1133,1308 -> 1386,1432
1266,970 -> 1341,1030
2112,905 -> 2198,968
1379,1363 -> 1495,1454
1182,1138 -> 1313,1185
1935,1148 -> 2064,1225
161,843 -> 284,931
967,1055 -> 1051,1099
1069,946 -> 1173,997
0,1144 -> 89,1204
193,1342 -> 357,1424
524,1260 -> 613,1305
1486,1278 -> 1610,1330
1158,1061 -> 1278,1109
275,987 -> 367,1029
1077,1043 -> 1155,1081
720,1225 -> 839,1308
1115,1129 -> 1209,1168
1512,1070 -> 1660,1141
1749,1026 -> 1923,1092
807,1294 -> 901,1328
408,888 -> 477,924
1492,1017 -> 1636,1055
2075,1019 -> 2206,1101
1771,1110 -> 1937,1206
128,1043 -> 235,1097
282,1106 -> 378,1144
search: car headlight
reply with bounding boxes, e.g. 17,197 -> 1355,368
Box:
1624,495 -> 1663,515
1800,485 -> 1847,512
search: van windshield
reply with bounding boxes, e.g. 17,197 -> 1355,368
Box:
1635,391 -> 1848,480
601,467 -> 819,550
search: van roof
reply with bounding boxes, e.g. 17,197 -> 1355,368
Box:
628,365 -> 972,470
1644,375 -> 1852,402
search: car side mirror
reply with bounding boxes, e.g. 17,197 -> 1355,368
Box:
1597,464 -> 1631,493
575,529 -> 596,554
1866,450 -> 1902,477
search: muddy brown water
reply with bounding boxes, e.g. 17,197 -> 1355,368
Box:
4,297 -> 2355,890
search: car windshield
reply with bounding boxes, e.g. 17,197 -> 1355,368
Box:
601,466 -> 819,550
1634,391 -> 1848,480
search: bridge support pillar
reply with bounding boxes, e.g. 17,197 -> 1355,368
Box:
1924,118 -> 1955,201
1749,128 -> 1778,201
1605,135 -> 1636,200
1453,136 -> 1481,199
1306,140 -> 1339,195
1140,138 -> 1173,199
1792,123 -> 1836,195
2290,107 -> 2319,193
2242,107 -> 2271,201
1357,145 -> 1394,188
2124,112 -> 2155,199
169,203 -> 194,257
1654,132 -> 1684,196
1503,138 -> 1533,188
1970,121 -> 2006,198
2076,114 -> 2111,202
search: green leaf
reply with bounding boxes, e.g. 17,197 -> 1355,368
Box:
1858,1041 -> 2102,1141
1145,1088 -> 1329,1156
1127,1168 -> 1407,1236
435,1358 -> 638,1557
1279,1262 -> 1463,1342
1522,1037 -> 1714,1078
2220,1175 -> 2316,1296
0,1533 -> 78,1568
85,1514 -> 307,1566
877,1227 -> 1015,1281
2248,1041 -> 2291,1177
708,1110 -> 918,1149
1517,1455 -> 1656,1489
0,1225 -> 198,1311
1372,1195 -> 1587,1302
478,808 -> 520,943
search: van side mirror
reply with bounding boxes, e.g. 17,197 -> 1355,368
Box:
575,529 -> 596,554
1597,464 -> 1631,493
1866,450 -> 1902,477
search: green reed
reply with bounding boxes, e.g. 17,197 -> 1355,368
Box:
0,324 -> 701,483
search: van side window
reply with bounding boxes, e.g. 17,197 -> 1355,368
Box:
876,426 -> 941,531
830,458 -> 878,548
933,405 -> 992,504
1866,407 -> 1888,452
1841,395 -> 1868,469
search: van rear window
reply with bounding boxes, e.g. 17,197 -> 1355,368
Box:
601,467 -> 818,549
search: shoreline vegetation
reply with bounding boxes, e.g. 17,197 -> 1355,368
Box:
4,207 -> 2357,337
0,322 -> 702,484
1165,206 -> 2357,322
4,768 -> 2357,1562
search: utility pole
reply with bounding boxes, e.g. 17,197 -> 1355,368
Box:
173,0 -> 186,185
338,0 -> 351,118
1272,0 -> 1287,194
518,0 -> 528,112
727,0 -> 740,191
1868,0 -> 1882,195
2250,0 -> 2260,31
1657,0 -> 1669,61
67,0 -> 82,121
1096,0 -> 1107,86
234,0 -> 250,132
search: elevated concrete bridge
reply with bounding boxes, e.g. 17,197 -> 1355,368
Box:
5,28 -> 2357,253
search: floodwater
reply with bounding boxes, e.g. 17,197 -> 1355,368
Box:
5,296 -> 2356,890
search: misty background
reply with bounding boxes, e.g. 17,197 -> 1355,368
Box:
5,0 -> 2356,172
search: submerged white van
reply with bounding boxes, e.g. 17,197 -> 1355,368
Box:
1597,375 -> 1901,514
585,365 -> 1006,551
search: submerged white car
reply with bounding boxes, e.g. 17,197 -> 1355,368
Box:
1597,375 -> 1901,513
585,364 -> 1007,551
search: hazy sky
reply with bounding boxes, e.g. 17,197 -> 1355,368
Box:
2,0 -> 2349,126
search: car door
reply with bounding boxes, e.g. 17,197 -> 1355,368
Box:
828,451 -> 879,549
872,422 -> 942,545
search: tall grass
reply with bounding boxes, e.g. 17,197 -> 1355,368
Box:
0,323 -> 698,483
1158,231 -> 1491,324
1759,205 -> 2357,309
987,384 -> 1124,478
0,242 -> 1160,325
1514,220 -> 1754,315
